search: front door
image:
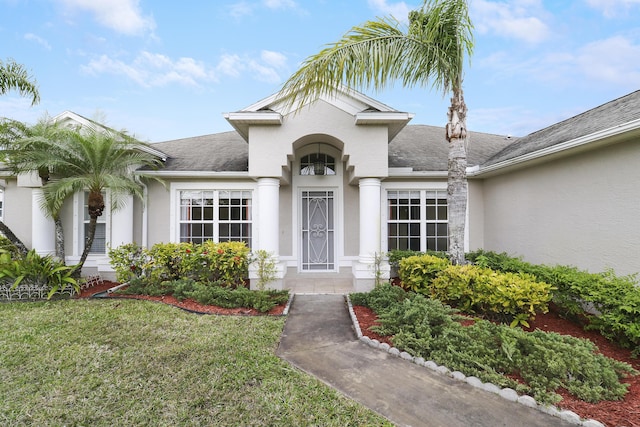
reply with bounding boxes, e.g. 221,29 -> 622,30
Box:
301,190 -> 335,271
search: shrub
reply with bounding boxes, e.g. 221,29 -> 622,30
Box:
468,250 -> 640,354
109,241 -> 250,286
431,265 -> 554,326
398,254 -> 450,293
357,283 -> 637,405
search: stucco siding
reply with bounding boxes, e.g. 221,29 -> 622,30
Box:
482,139 -> 640,276
467,180 -> 485,251
279,185 -> 292,256
146,180 -> 171,246
3,180 -> 33,249
344,177 -> 360,257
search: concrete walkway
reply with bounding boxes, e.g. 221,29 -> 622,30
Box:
276,294 -> 578,427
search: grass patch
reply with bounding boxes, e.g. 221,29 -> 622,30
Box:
0,299 -> 390,426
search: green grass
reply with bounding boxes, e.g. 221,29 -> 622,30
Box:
0,299 -> 390,426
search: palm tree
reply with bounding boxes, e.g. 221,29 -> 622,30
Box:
0,59 -> 40,255
36,126 -> 163,275
0,117 -> 72,260
277,0 -> 473,265
0,58 -> 40,105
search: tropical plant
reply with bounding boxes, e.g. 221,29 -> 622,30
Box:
277,0 -> 473,265
0,116 -> 73,261
0,249 -> 78,299
252,249 -> 278,290
0,58 -> 40,255
37,126 -> 164,275
0,58 -> 39,105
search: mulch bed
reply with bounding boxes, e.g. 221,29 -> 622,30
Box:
76,281 -> 287,316
353,303 -> 639,427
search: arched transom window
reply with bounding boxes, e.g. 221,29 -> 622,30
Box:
300,153 -> 336,176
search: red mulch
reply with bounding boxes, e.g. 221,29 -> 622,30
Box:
353,303 -> 640,427
76,280 -> 287,316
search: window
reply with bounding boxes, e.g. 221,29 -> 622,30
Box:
387,190 -> 448,252
179,190 -> 252,246
300,153 -> 336,175
0,189 -> 4,221
83,192 -> 107,254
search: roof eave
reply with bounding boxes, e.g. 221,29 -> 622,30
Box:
223,111 -> 283,142
473,118 -> 640,178
355,111 -> 415,141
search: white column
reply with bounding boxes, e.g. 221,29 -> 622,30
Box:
31,189 -> 55,256
358,178 -> 381,264
257,178 -> 280,256
111,194 -> 134,248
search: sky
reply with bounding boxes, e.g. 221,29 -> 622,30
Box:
1,0 -> 639,143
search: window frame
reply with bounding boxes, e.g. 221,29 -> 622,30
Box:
170,182 -> 256,248
384,187 -> 449,253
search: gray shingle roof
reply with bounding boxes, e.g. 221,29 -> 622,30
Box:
389,125 -> 512,171
483,90 -> 640,167
151,125 -> 511,173
151,131 -> 248,172
149,91 -> 639,173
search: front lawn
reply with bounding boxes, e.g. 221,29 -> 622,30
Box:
0,299 -> 389,426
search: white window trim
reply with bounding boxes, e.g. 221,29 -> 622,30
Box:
381,182 -> 449,253
169,182 -> 257,244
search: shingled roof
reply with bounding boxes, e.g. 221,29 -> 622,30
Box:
483,90 -> 640,167
150,125 -> 511,173
389,125 -> 512,171
149,90 -> 639,174
151,131 -> 248,172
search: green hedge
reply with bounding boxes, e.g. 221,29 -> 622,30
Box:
109,241 -> 250,286
398,254 -> 553,326
468,250 -> 640,355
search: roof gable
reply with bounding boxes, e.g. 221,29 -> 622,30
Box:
224,85 -> 413,141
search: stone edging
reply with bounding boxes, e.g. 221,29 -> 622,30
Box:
345,295 -> 606,427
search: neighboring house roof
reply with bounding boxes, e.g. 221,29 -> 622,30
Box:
482,90 -> 640,169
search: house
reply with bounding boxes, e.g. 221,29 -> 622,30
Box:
1,87 -> 638,290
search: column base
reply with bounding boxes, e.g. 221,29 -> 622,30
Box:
248,261 -> 286,290
352,261 -> 390,292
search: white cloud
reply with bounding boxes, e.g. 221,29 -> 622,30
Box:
82,49 -> 290,87
585,0 -> 640,18
575,36 -> 640,86
478,35 -> 640,90
263,0 -> 297,9
24,33 -> 52,50
367,0 -> 412,22
57,0 -> 155,35
217,50 -> 289,84
229,1 -> 253,18
81,52 -> 217,87
471,0 -> 550,44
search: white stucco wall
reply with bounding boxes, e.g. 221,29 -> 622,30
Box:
482,139 -> 640,276
145,180 -> 171,246
467,179 -> 485,251
3,179 -> 33,249
248,100 -> 389,180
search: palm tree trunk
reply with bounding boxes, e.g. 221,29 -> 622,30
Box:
73,216 -> 97,277
54,216 -> 65,263
446,86 -> 468,265
0,220 -> 29,256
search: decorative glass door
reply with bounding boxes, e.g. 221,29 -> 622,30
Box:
301,190 -> 335,271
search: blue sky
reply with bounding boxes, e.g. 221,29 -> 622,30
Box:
1,0 -> 639,142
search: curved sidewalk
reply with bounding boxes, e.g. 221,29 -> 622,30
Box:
276,294 -> 577,427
